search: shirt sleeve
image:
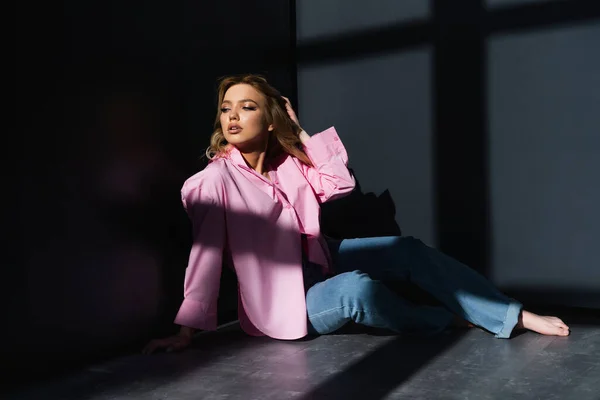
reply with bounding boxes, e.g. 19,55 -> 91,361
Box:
174,173 -> 226,331
300,126 -> 356,203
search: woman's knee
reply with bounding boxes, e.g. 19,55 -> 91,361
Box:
306,271 -> 379,333
337,270 -> 391,327
340,271 -> 381,305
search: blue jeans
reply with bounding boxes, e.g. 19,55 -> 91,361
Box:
305,236 -> 522,339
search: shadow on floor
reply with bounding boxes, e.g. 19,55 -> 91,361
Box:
298,330 -> 467,400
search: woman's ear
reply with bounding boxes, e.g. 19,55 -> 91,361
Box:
268,124 -> 274,132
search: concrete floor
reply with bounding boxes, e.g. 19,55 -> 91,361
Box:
7,311 -> 600,400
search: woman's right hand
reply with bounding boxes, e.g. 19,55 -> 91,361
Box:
142,333 -> 192,355
282,96 -> 301,127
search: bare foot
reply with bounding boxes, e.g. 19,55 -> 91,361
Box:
516,310 -> 570,336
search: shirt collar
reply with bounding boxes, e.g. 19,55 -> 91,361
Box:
222,144 -> 257,174
227,145 -> 246,167
221,144 -> 287,174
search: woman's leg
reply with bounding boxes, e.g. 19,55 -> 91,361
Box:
306,270 -> 456,335
329,236 -> 523,338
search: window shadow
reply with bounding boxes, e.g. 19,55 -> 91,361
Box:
298,331 -> 467,400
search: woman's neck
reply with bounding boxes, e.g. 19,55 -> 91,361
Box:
241,150 -> 268,176
236,137 -> 271,177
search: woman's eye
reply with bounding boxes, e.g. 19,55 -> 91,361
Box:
243,106 -> 257,111
220,107 -> 230,112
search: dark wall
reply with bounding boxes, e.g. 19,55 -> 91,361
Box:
11,0 -> 294,378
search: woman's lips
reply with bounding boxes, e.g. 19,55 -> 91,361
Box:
228,124 -> 242,133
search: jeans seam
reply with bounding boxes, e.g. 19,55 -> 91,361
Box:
310,305 -> 384,324
309,305 -> 345,319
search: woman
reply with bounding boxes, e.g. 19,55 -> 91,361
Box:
143,74 -> 569,354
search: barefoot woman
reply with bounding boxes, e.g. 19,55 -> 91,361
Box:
144,75 -> 569,354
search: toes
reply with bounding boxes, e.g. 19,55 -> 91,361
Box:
549,316 -> 568,328
556,321 -> 569,329
558,326 -> 570,336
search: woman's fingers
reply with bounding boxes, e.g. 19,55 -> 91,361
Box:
143,336 -> 191,355
171,341 -> 188,352
282,96 -> 300,125
142,339 -> 160,355
143,338 -> 170,355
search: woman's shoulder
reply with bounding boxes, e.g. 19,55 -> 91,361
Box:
182,159 -> 229,198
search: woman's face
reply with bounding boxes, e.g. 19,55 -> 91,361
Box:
220,84 -> 273,151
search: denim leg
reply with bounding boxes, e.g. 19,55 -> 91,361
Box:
306,270 -> 455,335
332,236 -> 523,338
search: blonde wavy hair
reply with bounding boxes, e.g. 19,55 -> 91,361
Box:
206,74 -> 312,167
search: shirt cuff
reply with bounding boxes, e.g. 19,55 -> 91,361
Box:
174,298 -> 218,331
303,127 -> 348,167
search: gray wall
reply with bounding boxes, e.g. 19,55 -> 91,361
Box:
297,1 -> 600,304
296,0 -> 429,41
489,22 -> 600,292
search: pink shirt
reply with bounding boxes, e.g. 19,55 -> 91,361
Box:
174,127 -> 355,340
